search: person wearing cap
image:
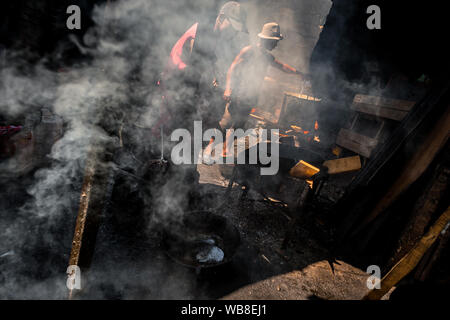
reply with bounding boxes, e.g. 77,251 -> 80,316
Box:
197,1 -> 249,138
195,2 -> 250,163
215,22 -> 307,157
211,1 -> 249,90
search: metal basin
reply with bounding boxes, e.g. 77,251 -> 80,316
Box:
161,211 -> 240,269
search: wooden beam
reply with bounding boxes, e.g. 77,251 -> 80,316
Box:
351,95 -> 415,121
323,156 -> 361,174
416,222 -> 450,281
284,91 -> 321,102
249,107 -> 278,124
363,206 -> 450,300
352,94 -> 415,111
388,163 -> 449,268
351,102 -> 408,121
289,160 -> 320,179
68,149 -> 97,267
67,144 -> 114,299
336,128 -> 378,158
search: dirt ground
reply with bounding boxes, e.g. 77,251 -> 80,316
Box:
196,161 -> 384,300
0,153 -> 377,300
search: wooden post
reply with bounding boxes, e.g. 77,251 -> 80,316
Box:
363,206 -> 450,300
67,144 -> 115,299
67,149 -> 97,299
387,162 -> 449,268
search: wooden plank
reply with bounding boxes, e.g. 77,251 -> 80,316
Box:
67,145 -> 115,299
323,156 -> 361,174
289,160 -> 320,179
284,91 -> 321,101
363,206 -> 450,300
336,128 -> 378,158
336,135 -> 371,158
338,128 -> 379,148
249,107 -> 278,124
353,94 -> 415,111
69,150 -> 96,268
388,164 -> 449,269
352,103 -> 408,121
416,221 -> 450,281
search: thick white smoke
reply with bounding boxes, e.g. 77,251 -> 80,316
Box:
0,0 -> 334,299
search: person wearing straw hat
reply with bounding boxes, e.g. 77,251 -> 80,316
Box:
213,22 -> 308,157
197,1 -> 250,132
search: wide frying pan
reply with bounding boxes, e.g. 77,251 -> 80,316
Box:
161,210 -> 240,269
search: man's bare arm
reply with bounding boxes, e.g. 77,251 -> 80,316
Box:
271,59 -> 308,77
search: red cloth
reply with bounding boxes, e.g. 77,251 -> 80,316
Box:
168,22 -> 198,70
149,23 -> 199,137
0,125 -> 22,136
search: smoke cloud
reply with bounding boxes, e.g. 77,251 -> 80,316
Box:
0,0 -> 336,299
